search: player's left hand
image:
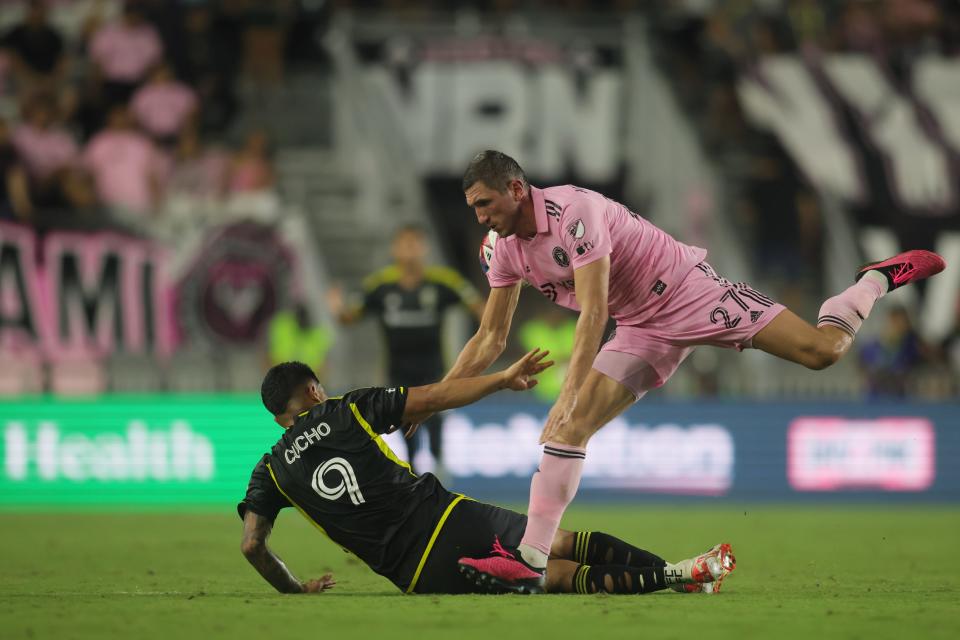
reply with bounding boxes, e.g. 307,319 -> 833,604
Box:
502,348 -> 554,391
301,574 -> 336,593
539,391 -> 577,444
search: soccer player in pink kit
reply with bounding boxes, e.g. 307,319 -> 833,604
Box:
450,151 -> 946,594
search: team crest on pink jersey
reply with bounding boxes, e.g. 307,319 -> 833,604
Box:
552,247 -> 569,268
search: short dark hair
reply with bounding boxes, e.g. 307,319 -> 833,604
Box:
462,150 -> 527,193
394,223 -> 426,239
260,361 -> 319,416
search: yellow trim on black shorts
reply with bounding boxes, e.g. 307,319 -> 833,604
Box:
406,494 -> 469,594
574,564 -> 591,594
575,531 -> 591,564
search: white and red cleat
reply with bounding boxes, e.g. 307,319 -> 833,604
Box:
672,543 -> 736,594
458,536 -> 546,595
856,250 -> 946,291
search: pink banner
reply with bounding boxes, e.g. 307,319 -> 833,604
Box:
787,417 -> 935,492
0,221 -> 173,359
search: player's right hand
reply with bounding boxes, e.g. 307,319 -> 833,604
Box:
301,574 -> 336,593
502,348 -> 554,391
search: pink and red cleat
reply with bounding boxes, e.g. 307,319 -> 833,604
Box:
458,537 -> 546,594
856,250 -> 946,291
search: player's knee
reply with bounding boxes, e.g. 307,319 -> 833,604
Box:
552,421 -> 594,448
241,538 -> 264,558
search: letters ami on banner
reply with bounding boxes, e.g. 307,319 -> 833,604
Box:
0,217 -> 317,357
0,221 -> 172,357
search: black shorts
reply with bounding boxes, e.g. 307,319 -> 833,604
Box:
412,499 -> 527,594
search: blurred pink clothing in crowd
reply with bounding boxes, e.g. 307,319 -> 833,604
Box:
89,21 -> 163,83
131,81 -> 198,139
83,130 -> 165,212
11,122 -> 78,180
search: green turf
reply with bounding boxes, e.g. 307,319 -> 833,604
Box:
1,506 -> 958,640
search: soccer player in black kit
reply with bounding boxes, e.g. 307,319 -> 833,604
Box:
330,225 -> 484,473
238,352 -> 734,595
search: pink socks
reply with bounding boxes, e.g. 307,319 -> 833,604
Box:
817,272 -> 887,336
518,442 -> 587,568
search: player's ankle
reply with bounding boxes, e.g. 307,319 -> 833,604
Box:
517,543 -> 548,570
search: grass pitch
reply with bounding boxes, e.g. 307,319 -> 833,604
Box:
1,506 -> 957,640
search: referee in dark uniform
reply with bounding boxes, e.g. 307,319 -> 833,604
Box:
239,355 -> 720,595
330,225 -> 484,474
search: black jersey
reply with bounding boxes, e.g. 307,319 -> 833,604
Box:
237,386 -> 459,592
359,266 -> 479,384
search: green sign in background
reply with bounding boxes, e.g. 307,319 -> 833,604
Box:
0,395 -> 278,506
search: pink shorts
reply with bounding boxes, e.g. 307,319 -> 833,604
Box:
593,262 -> 785,399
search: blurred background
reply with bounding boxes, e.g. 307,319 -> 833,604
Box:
0,0 -> 957,506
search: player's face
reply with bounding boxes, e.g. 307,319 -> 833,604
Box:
465,180 -> 523,237
392,230 -> 427,266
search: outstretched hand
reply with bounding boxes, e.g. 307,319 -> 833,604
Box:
502,348 -> 554,391
301,574 -> 336,593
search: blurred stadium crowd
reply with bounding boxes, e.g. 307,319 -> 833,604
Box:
0,0 -> 957,400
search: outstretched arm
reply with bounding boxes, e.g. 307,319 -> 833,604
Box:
444,283 -> 522,380
240,511 -> 335,594
402,348 -> 553,424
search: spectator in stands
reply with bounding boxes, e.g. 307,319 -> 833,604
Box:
235,0 -> 297,86
0,0 -> 66,95
0,117 -> 33,223
859,306 -> 929,397
180,4 -> 240,133
166,126 -> 229,202
83,105 -> 167,225
88,0 -> 164,107
131,61 -> 199,147
785,0 -> 829,48
11,91 -> 79,206
227,129 -> 275,194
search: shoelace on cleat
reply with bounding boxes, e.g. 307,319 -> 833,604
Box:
890,262 -> 914,285
490,535 -> 514,559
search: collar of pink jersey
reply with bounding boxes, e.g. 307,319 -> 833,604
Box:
529,186 -> 549,237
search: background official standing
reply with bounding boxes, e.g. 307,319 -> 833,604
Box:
330,224 -> 484,475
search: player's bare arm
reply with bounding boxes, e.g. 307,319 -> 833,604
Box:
404,284 -> 521,437
241,510 -> 335,594
443,283 -> 522,381
540,256 -> 610,444
402,348 -> 553,424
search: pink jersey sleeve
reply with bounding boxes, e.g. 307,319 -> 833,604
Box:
484,239 -> 522,288
560,197 -> 612,270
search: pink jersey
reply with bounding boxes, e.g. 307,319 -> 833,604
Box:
131,81 -> 198,138
83,130 -> 166,213
89,22 -> 163,82
12,124 -> 79,180
486,185 -> 707,326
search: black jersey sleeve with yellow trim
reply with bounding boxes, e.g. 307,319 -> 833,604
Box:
426,266 -> 481,308
237,455 -> 291,522
343,386 -> 409,434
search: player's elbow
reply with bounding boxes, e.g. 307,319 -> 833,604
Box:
476,329 -> 507,358
579,304 -> 608,328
